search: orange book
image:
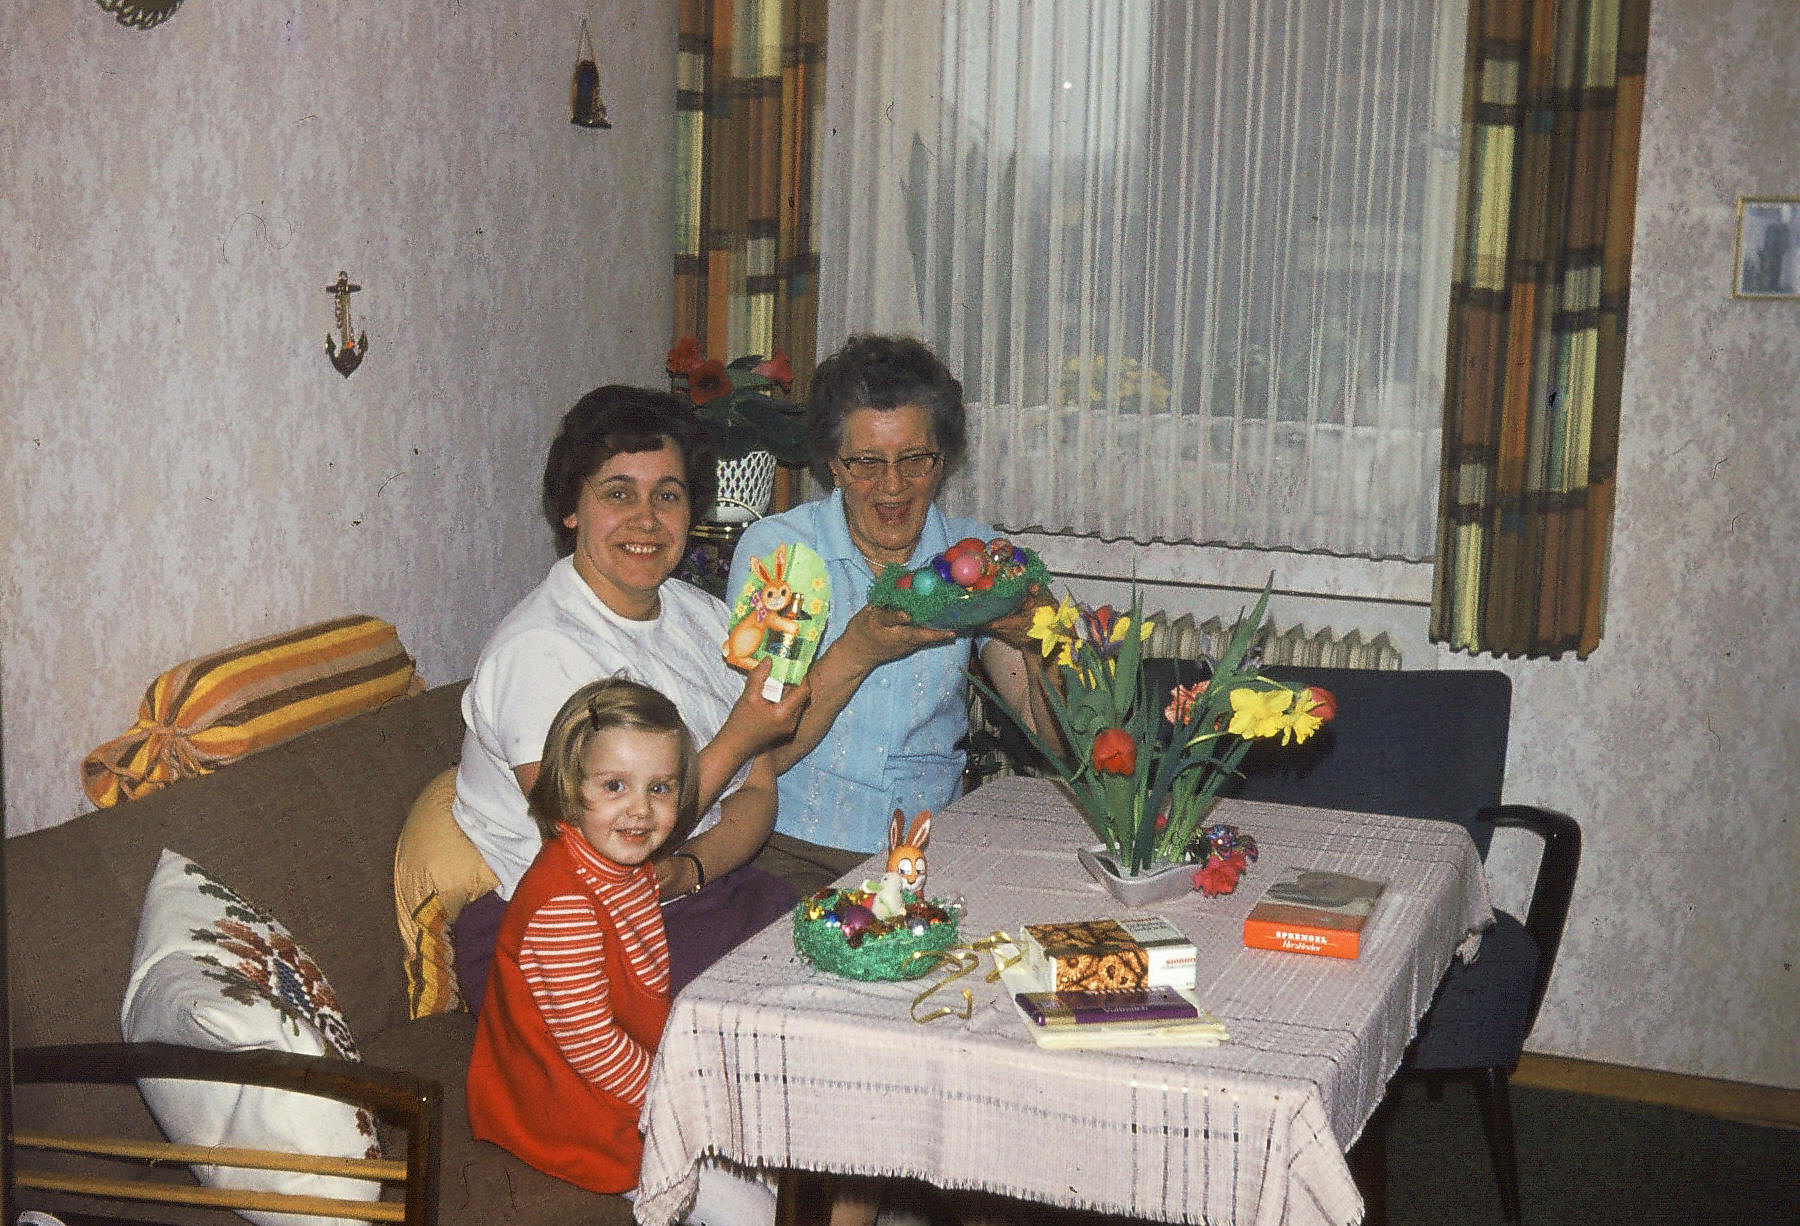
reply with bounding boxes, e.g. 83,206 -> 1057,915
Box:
1242,868 -> 1386,959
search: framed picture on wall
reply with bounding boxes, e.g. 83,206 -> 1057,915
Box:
1733,197 -> 1800,299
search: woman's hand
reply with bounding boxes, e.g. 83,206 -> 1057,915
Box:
653,853 -> 700,900
720,657 -> 810,756
834,603 -> 957,671
978,583 -> 1055,654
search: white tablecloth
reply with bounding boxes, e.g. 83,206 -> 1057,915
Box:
637,776 -> 1492,1226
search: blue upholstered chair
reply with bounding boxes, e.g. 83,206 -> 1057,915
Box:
1146,660 -> 1581,1226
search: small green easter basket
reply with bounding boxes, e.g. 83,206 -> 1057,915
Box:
792,888 -> 962,981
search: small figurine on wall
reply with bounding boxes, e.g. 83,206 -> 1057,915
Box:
570,19 -> 612,129
95,0 -> 184,29
324,271 -> 368,377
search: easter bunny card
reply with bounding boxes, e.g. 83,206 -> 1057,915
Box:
723,542 -> 830,699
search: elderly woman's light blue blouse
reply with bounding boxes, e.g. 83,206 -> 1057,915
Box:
726,489 -> 992,852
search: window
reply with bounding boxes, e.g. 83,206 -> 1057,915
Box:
818,0 -> 1467,561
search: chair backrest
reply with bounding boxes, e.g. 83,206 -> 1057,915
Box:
1144,660 -> 1513,851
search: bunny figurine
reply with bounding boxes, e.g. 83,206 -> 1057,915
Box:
886,807 -> 931,892
865,871 -> 909,921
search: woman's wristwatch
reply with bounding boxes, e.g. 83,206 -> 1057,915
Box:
668,850 -> 707,896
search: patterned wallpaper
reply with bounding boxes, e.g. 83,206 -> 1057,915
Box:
1488,0 -> 1800,1090
3,1 -> 1797,1093
1,5 -> 675,829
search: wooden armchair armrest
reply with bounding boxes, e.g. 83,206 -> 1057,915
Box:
1474,803 -> 1582,1030
10,1041 -> 441,1226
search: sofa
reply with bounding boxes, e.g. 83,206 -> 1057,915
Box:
6,680 -> 635,1225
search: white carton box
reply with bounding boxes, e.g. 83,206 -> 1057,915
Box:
1018,915 -> 1197,992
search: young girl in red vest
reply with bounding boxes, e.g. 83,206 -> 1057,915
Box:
466,678 -> 771,1221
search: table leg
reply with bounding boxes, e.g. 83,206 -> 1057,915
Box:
1348,1090 -> 1395,1226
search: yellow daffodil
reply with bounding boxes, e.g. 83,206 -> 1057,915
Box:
1227,687 -> 1294,740
1028,596 -> 1081,667
1280,704 -> 1324,745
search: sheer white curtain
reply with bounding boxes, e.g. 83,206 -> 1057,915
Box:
817,0 -> 1465,560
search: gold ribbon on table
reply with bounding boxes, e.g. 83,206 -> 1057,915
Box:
907,931 -> 1022,1023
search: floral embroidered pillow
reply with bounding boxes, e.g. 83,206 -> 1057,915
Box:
120,849 -> 381,1226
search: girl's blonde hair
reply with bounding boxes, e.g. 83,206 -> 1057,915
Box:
527,678 -> 700,845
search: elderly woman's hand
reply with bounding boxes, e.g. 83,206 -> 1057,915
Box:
837,603 -> 958,671
977,583 -> 1055,655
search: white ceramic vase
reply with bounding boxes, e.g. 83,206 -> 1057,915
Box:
1077,844 -> 1196,906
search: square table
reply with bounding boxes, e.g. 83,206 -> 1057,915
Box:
636,776 -> 1492,1226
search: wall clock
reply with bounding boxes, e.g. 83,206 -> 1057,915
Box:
96,0 -> 184,29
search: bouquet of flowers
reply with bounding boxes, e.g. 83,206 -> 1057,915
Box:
976,583 -> 1336,886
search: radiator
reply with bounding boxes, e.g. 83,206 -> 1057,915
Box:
1143,610 -> 1403,671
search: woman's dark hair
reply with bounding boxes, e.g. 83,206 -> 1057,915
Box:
805,335 -> 966,487
542,385 -> 717,555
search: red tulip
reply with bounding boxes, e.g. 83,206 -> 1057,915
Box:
688,359 -> 732,406
1091,728 -> 1137,775
666,335 -> 705,377
753,350 -> 795,393
1301,686 -> 1337,722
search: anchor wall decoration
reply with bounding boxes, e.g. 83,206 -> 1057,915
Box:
324,271 -> 368,377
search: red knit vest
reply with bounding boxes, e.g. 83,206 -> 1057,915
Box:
465,833 -> 671,1193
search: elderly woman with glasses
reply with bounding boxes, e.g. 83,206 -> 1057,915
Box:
727,335 -> 1053,885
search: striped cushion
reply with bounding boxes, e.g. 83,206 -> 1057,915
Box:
81,615 -> 422,808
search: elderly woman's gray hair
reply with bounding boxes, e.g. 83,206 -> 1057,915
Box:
804,335 -> 966,487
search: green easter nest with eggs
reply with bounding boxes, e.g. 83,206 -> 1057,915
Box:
868,537 -> 1050,631
792,887 -> 962,981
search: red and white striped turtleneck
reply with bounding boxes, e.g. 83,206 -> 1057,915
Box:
515,827 -> 670,1105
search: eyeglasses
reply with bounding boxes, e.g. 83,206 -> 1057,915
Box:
833,451 -> 943,483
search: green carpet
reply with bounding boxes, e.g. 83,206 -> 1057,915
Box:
1384,1076 -> 1800,1225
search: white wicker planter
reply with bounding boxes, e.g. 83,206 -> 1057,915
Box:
712,450 -> 778,523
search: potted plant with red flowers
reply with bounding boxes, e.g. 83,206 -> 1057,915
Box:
666,336 -> 810,522
975,581 -> 1336,905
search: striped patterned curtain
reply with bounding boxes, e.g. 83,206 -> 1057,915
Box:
674,0 -> 827,413
1431,0 -> 1649,659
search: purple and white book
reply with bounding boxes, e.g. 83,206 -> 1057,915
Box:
1015,986 -> 1200,1027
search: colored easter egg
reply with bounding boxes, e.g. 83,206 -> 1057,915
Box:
896,572 -> 913,589
971,574 -> 995,591
948,552 -> 986,586
909,566 -> 941,596
932,557 -> 954,582
836,902 -> 877,945
950,536 -> 986,558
